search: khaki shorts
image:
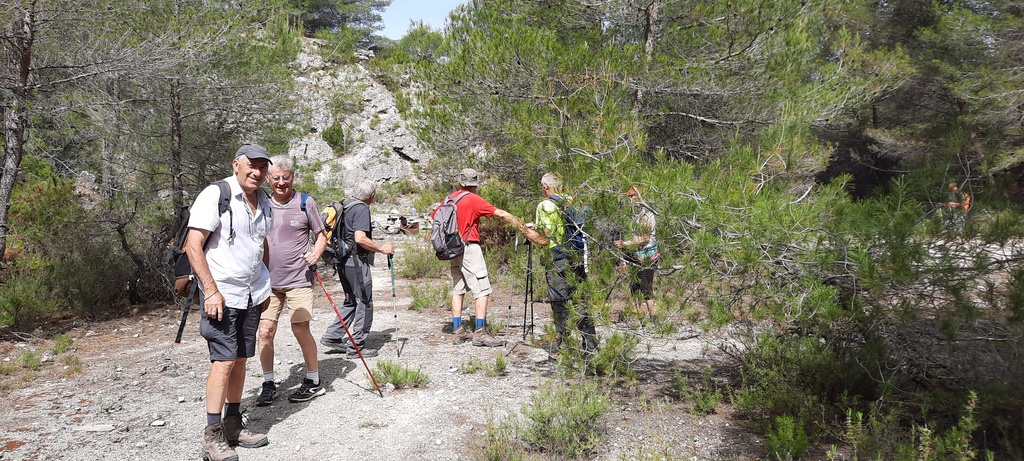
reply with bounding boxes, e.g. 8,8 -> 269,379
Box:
450,243 -> 492,298
261,286 -> 314,323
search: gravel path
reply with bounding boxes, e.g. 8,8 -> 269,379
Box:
1,242 -> 763,460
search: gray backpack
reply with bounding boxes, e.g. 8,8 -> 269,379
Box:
431,191 -> 471,260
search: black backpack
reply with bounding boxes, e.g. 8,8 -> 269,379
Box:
320,199 -> 362,266
547,194 -> 589,255
165,180 -> 232,343
431,191 -> 471,260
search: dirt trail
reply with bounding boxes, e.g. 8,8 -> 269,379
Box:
0,239 -> 763,460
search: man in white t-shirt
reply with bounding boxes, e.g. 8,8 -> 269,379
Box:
186,144 -> 274,461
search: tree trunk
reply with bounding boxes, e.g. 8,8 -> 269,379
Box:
0,2 -> 36,259
635,0 -> 660,112
170,80 -> 184,211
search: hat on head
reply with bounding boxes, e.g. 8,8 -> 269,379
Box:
235,144 -> 273,164
458,168 -> 480,187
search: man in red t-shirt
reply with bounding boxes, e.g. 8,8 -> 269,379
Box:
441,168 -> 543,347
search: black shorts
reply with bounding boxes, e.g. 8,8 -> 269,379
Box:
200,297 -> 264,362
629,268 -> 656,301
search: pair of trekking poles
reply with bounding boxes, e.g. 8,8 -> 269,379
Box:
310,254 -> 401,399
503,237 -> 537,341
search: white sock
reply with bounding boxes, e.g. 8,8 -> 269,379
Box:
306,370 -> 319,384
263,371 -> 274,383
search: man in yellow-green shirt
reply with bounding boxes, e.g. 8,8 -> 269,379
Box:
528,173 -> 598,354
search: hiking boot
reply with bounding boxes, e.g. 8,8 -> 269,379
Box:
202,423 -> 238,461
255,381 -> 276,407
222,414 -> 268,449
346,348 -> 379,359
288,378 -> 326,403
472,329 -> 506,347
451,325 -> 471,345
320,337 -> 347,352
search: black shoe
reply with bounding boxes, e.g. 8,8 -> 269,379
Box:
320,337 -> 347,352
255,381 -> 276,407
346,348 -> 378,359
288,379 -> 326,403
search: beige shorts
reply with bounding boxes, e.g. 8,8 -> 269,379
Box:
450,243 -> 492,298
261,286 -> 314,323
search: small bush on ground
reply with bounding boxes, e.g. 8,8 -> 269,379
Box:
558,331 -> 637,379
522,380 -> 610,458
397,242 -> 447,279
409,283 -> 448,312
671,365 -> 723,416
52,333 -> 73,354
372,360 -> 429,389
19,349 -> 41,371
766,415 -> 809,460
478,409 -> 527,461
60,355 -> 83,375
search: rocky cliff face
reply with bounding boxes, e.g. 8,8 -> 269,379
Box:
287,39 -> 432,192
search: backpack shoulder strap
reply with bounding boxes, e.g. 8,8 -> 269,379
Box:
547,194 -> 566,208
300,192 -> 309,212
452,191 -> 472,204
214,180 -> 233,241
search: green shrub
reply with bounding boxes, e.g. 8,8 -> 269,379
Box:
522,380 -> 610,458
460,357 -> 484,374
560,331 -> 637,379
487,354 -> 508,377
60,355 -> 83,375
0,270 -> 58,330
409,283 -> 448,312
322,121 -> 347,153
372,360 -> 429,389
765,415 -> 809,460
397,242 -> 446,279
479,409 -> 527,461
19,349 -> 41,371
733,333 -> 862,436
51,333 -> 73,354
672,366 -> 723,416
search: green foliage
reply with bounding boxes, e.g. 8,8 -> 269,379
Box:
766,415 -> 810,461
479,409 -> 527,461
559,331 -> 637,379
2,157 -> 131,328
409,283 -> 447,312
458,355 -> 507,377
522,380 -> 610,459
371,360 -> 429,389
51,333 -> 74,355
671,366 -> 723,417
396,242 -> 447,280
60,355 -> 84,375
19,350 -> 42,371
732,334 -> 860,437
322,121 -> 348,154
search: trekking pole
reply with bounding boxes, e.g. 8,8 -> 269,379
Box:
506,236 -> 517,338
173,283 -> 199,343
388,254 -> 400,357
312,266 -> 384,398
522,241 -> 534,340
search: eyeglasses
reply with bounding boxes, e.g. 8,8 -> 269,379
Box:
270,175 -> 292,182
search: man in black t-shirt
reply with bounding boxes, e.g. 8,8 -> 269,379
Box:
320,180 -> 395,358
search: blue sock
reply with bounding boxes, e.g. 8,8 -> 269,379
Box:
476,318 -> 485,330
207,413 -> 221,426
453,317 -> 462,329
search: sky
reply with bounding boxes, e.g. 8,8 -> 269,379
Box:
380,0 -> 466,40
